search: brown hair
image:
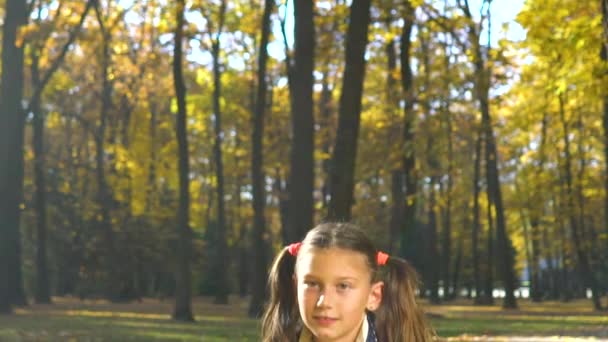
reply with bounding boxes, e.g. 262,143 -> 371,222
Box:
261,222 -> 435,342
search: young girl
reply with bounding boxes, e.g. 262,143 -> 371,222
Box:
261,222 -> 435,342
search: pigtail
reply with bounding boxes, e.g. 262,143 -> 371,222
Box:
375,256 -> 435,342
261,247 -> 300,342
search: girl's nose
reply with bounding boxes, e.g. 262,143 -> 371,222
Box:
316,291 -> 333,308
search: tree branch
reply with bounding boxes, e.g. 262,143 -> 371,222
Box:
25,0 -> 96,115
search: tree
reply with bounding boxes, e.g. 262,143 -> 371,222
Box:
29,0 -> 95,304
0,0 -> 28,313
471,126 -> 484,304
601,0 -> 608,250
248,0 -> 273,318
327,0 -> 372,221
208,0 -> 230,306
398,2 -> 418,259
461,0 -> 517,309
287,0 -> 315,241
172,0 -> 194,322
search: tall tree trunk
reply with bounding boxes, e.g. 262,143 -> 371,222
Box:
287,0 -> 315,241
210,0 -> 229,305
248,0 -> 273,317
389,170 -> 404,254
172,0 -> 194,321
327,0 -> 372,221
441,117 -> 453,298
398,3 -> 417,259
441,0 -> 455,301
93,5 -> 118,300
31,47 -> 51,304
319,70 -> 333,210
557,94 -> 602,310
518,205 -> 533,301
443,115 -> 454,299
484,198 -> 495,305
462,0 -> 517,309
385,16 -> 404,255
481,56 -> 517,310
275,168 -> 290,245
600,0 -> 608,293
555,162 -> 572,302
472,128 -> 483,304
0,0 -> 28,313
318,11 -> 339,211
421,29 -> 444,301
428,177 -> 440,304
601,0 -> 608,257
542,217 -> 558,300
30,0 -> 92,303
451,225 -> 464,300
146,98 -> 159,213
529,112 -> 548,302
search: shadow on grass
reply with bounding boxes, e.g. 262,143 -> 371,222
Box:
0,312 -> 260,341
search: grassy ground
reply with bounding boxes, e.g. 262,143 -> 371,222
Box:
0,296 -> 606,341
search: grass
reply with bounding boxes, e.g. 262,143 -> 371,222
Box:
0,297 -> 606,341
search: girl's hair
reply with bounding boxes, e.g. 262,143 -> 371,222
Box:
261,222 -> 435,342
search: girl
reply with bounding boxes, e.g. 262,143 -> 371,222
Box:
261,222 -> 435,342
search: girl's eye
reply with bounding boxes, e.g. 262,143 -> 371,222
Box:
304,281 -> 319,288
337,283 -> 351,290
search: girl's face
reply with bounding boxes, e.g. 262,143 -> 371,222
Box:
295,247 -> 383,342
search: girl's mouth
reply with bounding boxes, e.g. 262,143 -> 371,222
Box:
314,316 -> 338,326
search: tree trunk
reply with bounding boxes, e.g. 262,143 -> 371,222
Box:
275,168 -> 290,245
601,0 -> 608,257
385,19 -> 404,255
529,112 -> 548,302
146,98 -> 159,213
441,121 -> 453,298
210,0 -> 229,305
93,5 -> 118,300
319,70 -> 333,210
555,166 -> 572,302
31,48 -> 51,304
30,0 -> 92,303
472,129 -> 483,304
172,0 -> 194,321
481,74 -> 517,309
327,0 -> 372,221
248,0 -> 273,317
0,0 -> 28,313
484,198 -> 495,305
557,94 -> 602,310
462,0 -> 517,309
389,170 -> 404,254
442,121 -> 454,299
287,0 -> 315,241
428,177 -> 440,304
518,206 -> 533,301
442,2 -> 455,301
398,3 -> 417,259
451,227 -> 464,300
542,216 -> 558,300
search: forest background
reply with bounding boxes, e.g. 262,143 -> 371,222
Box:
1,0 -> 608,328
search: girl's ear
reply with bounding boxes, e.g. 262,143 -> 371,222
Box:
367,281 -> 383,311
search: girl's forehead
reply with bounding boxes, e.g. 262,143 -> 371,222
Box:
296,247 -> 371,277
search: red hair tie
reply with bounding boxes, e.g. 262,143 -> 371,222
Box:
287,242 -> 302,256
376,251 -> 389,266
